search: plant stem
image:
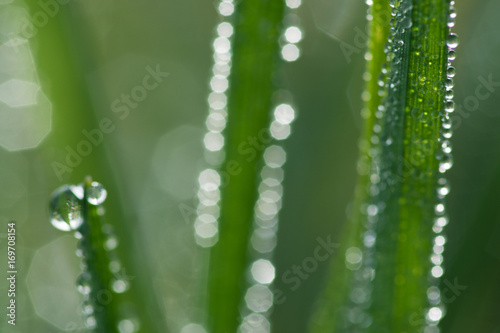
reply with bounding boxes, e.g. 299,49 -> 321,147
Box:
309,0 -> 391,331
78,177 -> 138,333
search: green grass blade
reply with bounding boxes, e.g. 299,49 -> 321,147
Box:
206,0 -> 285,332
32,4 -> 166,331
368,0 -> 455,331
310,0 -> 457,331
308,0 -> 391,331
50,177 -> 140,333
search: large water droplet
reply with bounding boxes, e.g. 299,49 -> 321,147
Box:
87,181 -> 107,205
50,185 -> 84,231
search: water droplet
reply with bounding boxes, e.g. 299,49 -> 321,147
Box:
85,316 -> 97,329
427,306 -> 443,322
442,128 -> 453,139
399,0 -> 413,13
109,260 -> 122,273
442,140 -> 452,154
367,204 -> 378,216
435,216 -> 448,227
112,279 -> 130,293
448,50 -> 456,62
345,247 -> 363,270
118,319 -> 139,333
251,259 -> 275,284
445,78 -> 454,90
437,178 -> 450,197
284,26 -> 302,43
447,33 -> 459,49
82,301 -> 94,315
363,230 -> 376,248
49,185 -> 84,231
86,181 -> 107,205
431,266 -> 444,278
435,203 -> 445,215
439,154 -> 453,172
77,273 -> 91,295
444,101 -> 455,113
104,235 -> 119,251
446,66 -> 456,78
401,16 -> 412,29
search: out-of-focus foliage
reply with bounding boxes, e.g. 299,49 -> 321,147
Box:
0,0 -> 499,332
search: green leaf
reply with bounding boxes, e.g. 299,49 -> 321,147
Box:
206,0 -> 285,332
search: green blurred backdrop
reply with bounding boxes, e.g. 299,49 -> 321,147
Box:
1,0 -> 499,332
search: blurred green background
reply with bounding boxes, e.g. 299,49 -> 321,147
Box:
1,0 -> 500,332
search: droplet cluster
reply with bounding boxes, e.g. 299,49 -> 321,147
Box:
240,105 -> 296,331
192,0 -> 235,248
50,181 -> 139,332
280,0 -> 303,62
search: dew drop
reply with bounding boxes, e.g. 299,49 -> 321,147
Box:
85,316 -> 97,329
86,181 -> 107,205
49,185 -> 84,231
435,216 -> 448,227
437,178 -> 450,197
431,266 -> 444,278
112,279 -> 130,293
401,16 -> 412,29
442,128 -> 453,139
345,247 -> 363,270
77,273 -> 91,295
82,302 -> 94,315
442,140 -> 452,154
399,0 -> 413,13
448,50 -> 456,62
118,319 -> 138,333
446,66 -> 456,78
439,154 -> 453,172
444,101 -> 455,113
427,306 -> 443,322
444,78 -> 454,90
447,33 -> 459,49
435,203 -> 445,215
109,260 -> 122,273
104,235 -> 119,251
427,286 -> 440,301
